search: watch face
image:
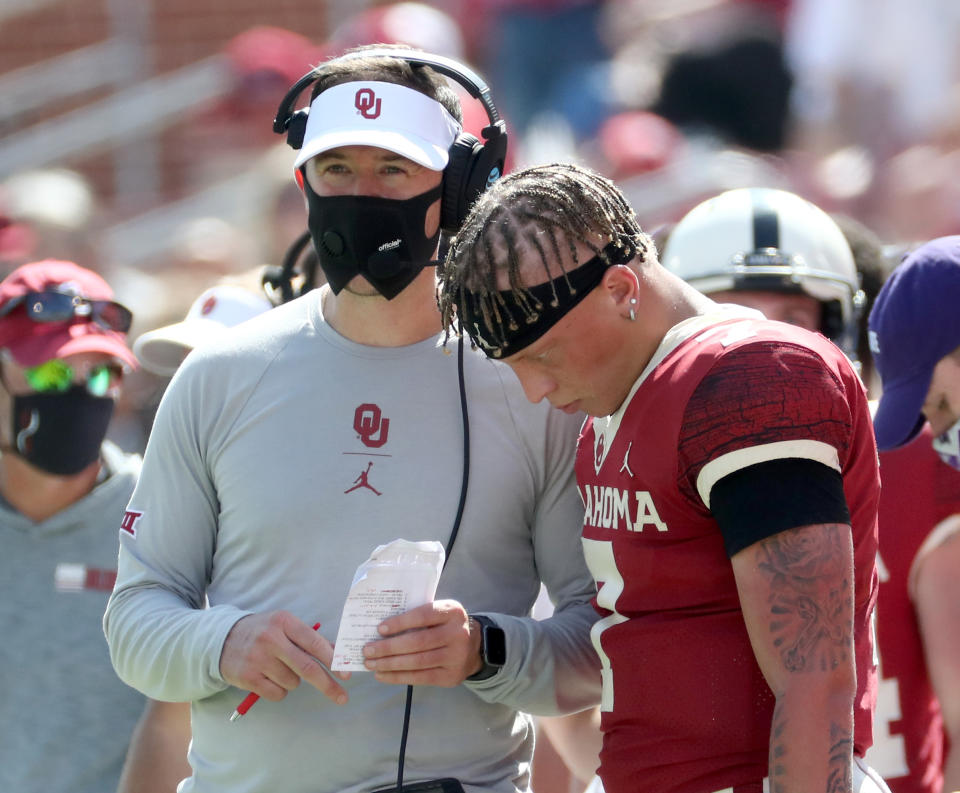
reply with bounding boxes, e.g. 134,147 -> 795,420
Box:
484,625 -> 507,666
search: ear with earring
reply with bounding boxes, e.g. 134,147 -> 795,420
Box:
628,298 -> 637,322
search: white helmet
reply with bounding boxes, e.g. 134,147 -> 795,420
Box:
660,187 -> 865,358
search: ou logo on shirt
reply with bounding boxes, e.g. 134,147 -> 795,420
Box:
354,403 -> 389,448
355,88 -> 382,119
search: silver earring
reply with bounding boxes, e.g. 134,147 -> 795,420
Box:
628,298 -> 637,322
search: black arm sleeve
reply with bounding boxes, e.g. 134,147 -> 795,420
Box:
710,457 -> 850,558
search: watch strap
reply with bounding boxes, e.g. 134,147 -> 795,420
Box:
467,614 -> 505,681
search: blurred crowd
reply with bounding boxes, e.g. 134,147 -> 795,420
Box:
2,0 -> 959,452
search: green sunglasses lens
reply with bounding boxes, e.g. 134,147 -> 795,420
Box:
24,359 -> 73,392
86,365 -> 112,396
23,360 -> 116,395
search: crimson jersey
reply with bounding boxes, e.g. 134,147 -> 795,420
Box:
576,315 -> 880,793
865,426 -> 960,793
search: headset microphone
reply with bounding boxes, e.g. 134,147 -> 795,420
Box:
261,230 -> 317,305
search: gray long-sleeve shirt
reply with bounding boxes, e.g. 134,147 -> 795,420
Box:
104,291 -> 600,793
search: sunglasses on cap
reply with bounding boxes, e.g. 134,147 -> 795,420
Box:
0,289 -> 132,334
23,358 -> 120,397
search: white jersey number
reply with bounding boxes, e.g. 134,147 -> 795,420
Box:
582,537 -> 629,712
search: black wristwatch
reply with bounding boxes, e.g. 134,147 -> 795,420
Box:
467,614 -> 506,681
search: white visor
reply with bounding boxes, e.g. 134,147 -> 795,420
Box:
293,81 -> 462,171
133,285 -> 272,376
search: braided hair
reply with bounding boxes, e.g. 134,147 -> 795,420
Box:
437,162 -> 654,350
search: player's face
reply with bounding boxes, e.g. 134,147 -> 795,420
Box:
502,305 -> 626,416
709,290 -> 821,332
922,353 -> 960,436
499,241 -> 639,418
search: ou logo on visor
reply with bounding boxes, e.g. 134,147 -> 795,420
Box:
355,88 -> 382,119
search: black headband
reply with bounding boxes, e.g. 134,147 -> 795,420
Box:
458,239 -> 635,358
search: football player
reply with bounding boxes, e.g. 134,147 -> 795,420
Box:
439,165 -> 886,793
661,192 -> 959,793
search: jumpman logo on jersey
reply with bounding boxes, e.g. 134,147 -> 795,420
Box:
619,442 -> 635,477
344,461 -> 382,495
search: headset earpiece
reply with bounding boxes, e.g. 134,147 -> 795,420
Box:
441,133 -> 480,233
273,48 -> 509,234
441,123 -> 507,233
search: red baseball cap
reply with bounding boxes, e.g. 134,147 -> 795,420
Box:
0,259 -> 137,369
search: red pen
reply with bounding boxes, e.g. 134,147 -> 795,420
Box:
229,622 -> 322,722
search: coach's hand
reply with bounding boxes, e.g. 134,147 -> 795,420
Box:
362,599 -> 484,686
220,610 -> 351,704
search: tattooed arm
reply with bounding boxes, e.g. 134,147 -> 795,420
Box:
731,523 -> 856,793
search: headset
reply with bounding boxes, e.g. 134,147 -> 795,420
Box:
272,47 -> 508,234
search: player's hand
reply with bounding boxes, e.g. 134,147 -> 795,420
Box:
219,610 -> 351,705
361,599 -> 483,686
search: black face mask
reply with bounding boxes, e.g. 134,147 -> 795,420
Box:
303,181 -> 442,300
11,386 -> 115,475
